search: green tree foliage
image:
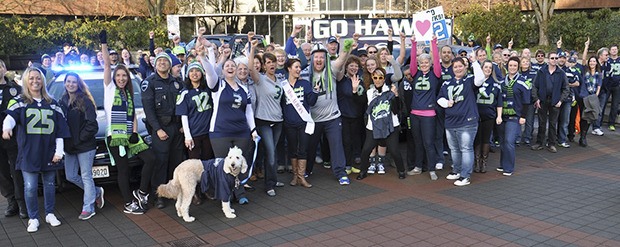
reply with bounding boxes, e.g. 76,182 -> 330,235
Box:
455,3 -> 538,49
547,8 -> 620,52
0,16 -> 167,56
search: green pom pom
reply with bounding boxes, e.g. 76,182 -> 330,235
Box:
343,39 -> 354,52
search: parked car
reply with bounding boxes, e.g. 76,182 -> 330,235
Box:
47,66 -> 151,185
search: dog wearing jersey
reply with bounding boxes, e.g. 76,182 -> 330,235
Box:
157,147 -> 247,222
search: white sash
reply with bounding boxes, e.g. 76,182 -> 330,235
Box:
281,80 -> 315,135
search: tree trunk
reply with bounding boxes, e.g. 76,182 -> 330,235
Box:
530,0 -> 555,46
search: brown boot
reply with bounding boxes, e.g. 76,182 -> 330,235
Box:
289,158 -> 298,186
297,159 -> 313,188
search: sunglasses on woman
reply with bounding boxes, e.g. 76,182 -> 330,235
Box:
373,75 -> 384,80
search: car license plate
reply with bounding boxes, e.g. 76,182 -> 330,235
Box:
92,166 -> 109,178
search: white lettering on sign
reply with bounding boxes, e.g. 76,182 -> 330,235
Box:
314,19 -> 417,40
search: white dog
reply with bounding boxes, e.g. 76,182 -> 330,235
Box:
157,147 -> 248,222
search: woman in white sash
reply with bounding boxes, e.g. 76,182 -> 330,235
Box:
280,57 -> 318,188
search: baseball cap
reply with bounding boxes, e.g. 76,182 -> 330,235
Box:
172,46 -> 186,55
558,51 -> 567,58
109,50 -> 118,55
41,54 -> 51,62
327,36 -> 338,44
493,44 -> 503,50
357,49 -> 368,57
568,57 -> 577,63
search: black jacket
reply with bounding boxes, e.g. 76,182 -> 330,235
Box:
60,95 -> 98,154
141,72 -> 183,132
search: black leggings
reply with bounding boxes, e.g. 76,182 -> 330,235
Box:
285,124 -> 309,159
188,134 -> 214,160
108,137 -> 156,203
474,118 -> 495,157
359,130 -> 405,173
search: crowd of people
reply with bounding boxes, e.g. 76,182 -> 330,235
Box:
0,24 -> 617,233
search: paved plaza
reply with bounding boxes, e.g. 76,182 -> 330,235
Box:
1,132 -> 620,246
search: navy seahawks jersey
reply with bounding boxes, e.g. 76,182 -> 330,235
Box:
439,75 -> 481,128
176,88 -> 212,138
411,69 -> 441,111
209,80 -> 251,138
6,97 -> 70,172
200,158 -> 237,202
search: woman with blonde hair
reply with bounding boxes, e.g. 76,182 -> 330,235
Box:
3,67 -> 70,232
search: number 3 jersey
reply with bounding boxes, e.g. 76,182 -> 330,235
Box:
209,80 -> 251,139
6,97 -> 70,172
176,88 -> 213,138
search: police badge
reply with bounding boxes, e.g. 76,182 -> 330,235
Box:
174,82 -> 180,90
9,88 -> 17,97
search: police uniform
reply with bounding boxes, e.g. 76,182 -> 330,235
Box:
141,72 -> 184,201
0,78 -> 24,217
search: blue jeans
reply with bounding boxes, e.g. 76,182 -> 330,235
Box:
65,149 -> 100,213
499,119 -> 521,173
558,101 -> 572,144
23,170 -> 56,219
445,124 -> 478,179
257,122 -> 283,191
306,118 -> 347,178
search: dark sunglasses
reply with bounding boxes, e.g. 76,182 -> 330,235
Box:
368,51 -> 377,54
459,53 -> 467,57
373,75 -> 385,80
549,57 -> 558,60
503,54 -> 510,57
536,54 -> 545,57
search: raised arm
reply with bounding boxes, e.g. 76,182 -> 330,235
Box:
431,36 -> 441,78
388,56 -> 402,83
472,61 -> 485,87
247,32 -> 261,84
286,25 -> 303,56
485,34 -> 492,60
410,37 -> 418,76
149,31 -> 155,56
197,37 -> 219,89
581,37 -> 590,66
100,30 -> 111,87
397,32 -> 406,65
333,41 -> 356,72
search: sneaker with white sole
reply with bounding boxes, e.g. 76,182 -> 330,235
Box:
45,213 -> 61,227
429,171 -> 438,180
454,177 -> 471,186
339,176 -> 350,185
592,128 -> 604,136
367,164 -> 376,174
96,187 -> 105,209
446,172 -> 460,180
123,201 -> 145,215
558,142 -> 570,148
502,172 -> 513,176
315,156 -> 323,164
435,163 -> 444,170
27,219 -> 39,233
132,190 -> 149,210
377,164 -> 386,174
78,211 -> 96,220
410,167 -> 422,175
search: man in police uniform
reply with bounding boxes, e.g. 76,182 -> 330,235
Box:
0,59 -> 26,218
141,52 -> 184,209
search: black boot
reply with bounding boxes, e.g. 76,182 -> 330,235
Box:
480,155 -> 488,173
579,135 -> 587,147
156,197 -> 166,209
4,197 -> 18,217
356,171 -> 368,180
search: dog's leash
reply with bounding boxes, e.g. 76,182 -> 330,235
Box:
240,136 -> 260,185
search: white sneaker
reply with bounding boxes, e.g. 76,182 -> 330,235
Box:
409,167 -> 422,175
592,129 -> 604,136
446,172 -> 460,180
435,163 -> 444,170
367,164 -> 376,174
377,164 -> 386,174
315,156 -> 323,164
429,171 -> 438,180
45,213 -> 61,227
27,219 -> 39,233
454,177 -> 471,186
